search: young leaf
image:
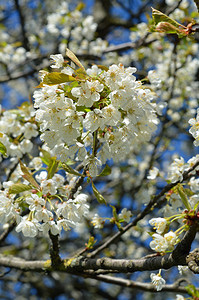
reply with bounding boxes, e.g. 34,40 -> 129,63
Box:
151,8 -> 188,36
98,164 -> 111,177
155,22 -> 182,34
9,183 -> 32,194
40,149 -> 52,166
85,236 -> 96,249
47,158 -> 59,179
38,72 -> 76,87
177,183 -> 191,210
66,48 -> 85,71
61,162 -> 85,177
152,7 -> 183,28
91,182 -> 107,205
19,161 -> 40,190
110,205 -> 118,220
0,141 -> 7,156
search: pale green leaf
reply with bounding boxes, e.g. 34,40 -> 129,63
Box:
66,48 -> 85,71
61,163 -> 85,177
98,164 -> 111,177
9,183 -> 32,194
92,182 -> 107,205
0,141 -> 7,156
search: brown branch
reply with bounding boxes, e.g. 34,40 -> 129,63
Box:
0,69 -> 38,83
0,225 -> 196,274
83,274 -> 190,294
14,0 -> 30,51
49,232 -> 62,267
0,255 -> 46,271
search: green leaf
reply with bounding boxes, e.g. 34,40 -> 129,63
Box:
40,149 -> 52,166
19,161 -> 40,190
85,236 -> 96,249
39,72 -> 76,87
151,7 -> 187,36
0,141 -> 7,156
66,48 -> 85,71
9,183 -> 32,194
152,7 -> 183,28
186,284 -> 199,297
75,2 -> 85,11
61,163 -> 85,177
177,183 -> 191,210
91,182 -> 106,205
73,68 -> 87,81
76,106 -> 91,112
47,158 -> 59,179
110,205 -> 118,219
98,164 -> 111,177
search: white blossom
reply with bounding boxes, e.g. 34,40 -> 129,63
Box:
16,216 -> 40,237
118,208 -> 132,223
50,54 -> 64,68
149,218 -> 167,234
150,273 -> 165,291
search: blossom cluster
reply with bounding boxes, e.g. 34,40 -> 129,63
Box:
0,103 -> 38,161
0,170 -> 89,237
34,54 -> 160,177
189,108 -> 199,146
167,155 -> 199,183
149,217 -> 177,252
149,231 -> 176,252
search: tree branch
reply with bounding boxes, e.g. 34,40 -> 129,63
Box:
0,224 -> 196,274
83,274 -> 190,294
14,0 -> 30,51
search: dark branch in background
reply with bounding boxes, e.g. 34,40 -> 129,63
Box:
194,0 -> 199,12
0,221 -> 16,245
14,0 -> 30,51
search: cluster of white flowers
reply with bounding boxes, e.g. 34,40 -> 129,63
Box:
189,108 -> 199,146
0,103 -> 38,162
0,45 -> 30,67
34,54 -> 160,176
150,231 -> 176,252
45,3 -> 107,56
0,170 -> 89,237
167,155 -> 199,183
149,217 -> 177,252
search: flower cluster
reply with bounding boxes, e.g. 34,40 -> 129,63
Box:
150,231 -> 176,252
0,103 -> 38,161
45,3 -> 107,56
34,54 -> 160,177
189,108 -> 199,146
167,155 -> 199,183
1,170 -> 89,237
